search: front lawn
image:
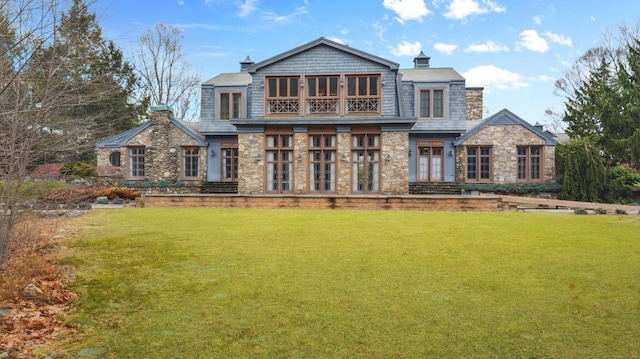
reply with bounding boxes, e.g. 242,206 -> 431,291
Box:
58,209 -> 640,358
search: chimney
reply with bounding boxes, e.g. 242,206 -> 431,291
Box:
413,51 -> 430,69
534,122 -> 544,132
150,104 -> 173,124
240,55 -> 254,72
465,87 -> 484,121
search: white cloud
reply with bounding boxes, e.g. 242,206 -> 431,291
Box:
533,15 -> 543,25
391,40 -> 422,56
516,30 -> 549,52
326,36 -> 346,44
444,0 -> 505,20
262,6 -> 308,23
373,22 -> 387,42
535,75 -> 555,82
382,0 -> 431,23
544,31 -> 572,47
178,0 -> 184,5
463,65 -> 528,91
238,0 -> 257,17
434,42 -> 458,55
464,40 -> 508,53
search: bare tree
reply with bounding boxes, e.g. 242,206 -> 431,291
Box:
1,0 -> 132,264
135,23 -> 201,121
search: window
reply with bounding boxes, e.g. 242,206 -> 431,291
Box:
517,146 -> 542,181
109,151 -> 121,167
306,75 -> 339,115
128,147 -> 145,179
266,133 -> 294,193
417,141 -> 444,182
266,76 -> 300,115
309,133 -> 336,193
466,146 -> 492,182
346,74 -> 381,114
419,89 -> 445,118
219,92 -> 242,120
182,147 -> 199,179
351,130 -> 380,194
221,142 -> 238,181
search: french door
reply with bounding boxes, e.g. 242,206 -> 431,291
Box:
351,133 -> 380,194
266,134 -> 293,193
417,141 -> 444,182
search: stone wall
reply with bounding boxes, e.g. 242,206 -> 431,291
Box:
238,133 -> 265,194
466,87 -> 484,121
381,131 -> 409,194
458,124 -> 555,183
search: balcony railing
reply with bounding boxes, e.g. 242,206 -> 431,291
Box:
347,97 -> 380,113
306,98 -> 339,115
267,99 -> 299,115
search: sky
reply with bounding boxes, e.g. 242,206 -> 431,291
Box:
94,0 -> 640,128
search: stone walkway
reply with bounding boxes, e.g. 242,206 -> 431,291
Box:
498,195 -> 640,213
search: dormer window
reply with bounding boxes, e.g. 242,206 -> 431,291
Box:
419,89 -> 445,119
220,92 -> 242,120
306,75 -> 339,115
346,74 -> 380,114
266,76 -> 300,115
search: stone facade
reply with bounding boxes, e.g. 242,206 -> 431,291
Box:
457,124 -> 555,183
465,87 -> 484,121
381,131 -> 409,195
237,132 -> 265,194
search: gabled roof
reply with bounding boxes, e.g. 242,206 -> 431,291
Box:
247,37 -> 400,73
398,68 -> 465,82
454,109 -> 558,146
202,72 -> 252,86
95,117 -> 206,149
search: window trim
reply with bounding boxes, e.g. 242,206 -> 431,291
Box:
220,142 -> 239,182
465,145 -> 493,183
416,140 -> 445,182
350,126 -> 381,194
345,73 -> 382,115
517,145 -> 543,182
264,128 -> 295,193
265,75 -> 301,117
305,74 -> 340,116
127,146 -> 145,180
418,88 -> 446,119
181,146 -> 200,180
308,130 -> 337,193
219,91 -> 243,121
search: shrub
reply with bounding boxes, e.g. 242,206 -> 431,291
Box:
605,166 -> 640,204
96,197 -> 109,204
460,181 -> 562,194
59,162 -> 97,178
574,208 -> 588,215
37,186 -> 98,206
594,208 -> 607,215
615,209 -> 627,215
112,198 -> 125,204
93,186 -> 140,200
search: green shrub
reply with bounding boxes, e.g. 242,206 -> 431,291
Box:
60,162 -> 97,178
460,181 -> 562,194
615,209 -> 627,215
574,208 -> 588,215
112,198 -> 125,204
96,197 -> 109,204
594,208 -> 607,215
605,166 -> 640,204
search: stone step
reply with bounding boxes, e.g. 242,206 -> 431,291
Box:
200,181 -> 238,194
409,182 -> 461,195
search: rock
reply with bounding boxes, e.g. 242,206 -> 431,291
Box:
0,307 -> 11,319
23,283 -> 44,300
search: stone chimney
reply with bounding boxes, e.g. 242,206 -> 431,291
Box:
465,87 -> 484,121
148,105 -> 178,182
240,55 -> 255,72
413,51 -> 430,69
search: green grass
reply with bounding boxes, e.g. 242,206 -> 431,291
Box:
60,209 -> 640,358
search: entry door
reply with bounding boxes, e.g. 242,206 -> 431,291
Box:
418,145 -> 444,182
266,135 -> 293,193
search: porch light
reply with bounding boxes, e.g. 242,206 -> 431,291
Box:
449,149 -> 454,156
385,153 -> 392,161
297,154 -> 303,161
408,149 -> 412,156
341,154 -> 348,161
256,154 -> 262,162
210,149 -> 216,157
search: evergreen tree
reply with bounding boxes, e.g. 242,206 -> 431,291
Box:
557,137 -> 607,202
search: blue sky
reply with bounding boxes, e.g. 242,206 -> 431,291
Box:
95,0 -> 639,127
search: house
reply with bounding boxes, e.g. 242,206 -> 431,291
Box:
95,37 -> 557,194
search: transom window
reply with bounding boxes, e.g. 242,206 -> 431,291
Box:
266,76 -> 300,115
346,75 -> 380,114
182,147 -> 200,179
128,146 -> 145,179
219,92 -> 242,120
419,89 -> 445,119
517,146 -> 542,181
466,146 -> 492,182
309,133 -> 336,193
306,76 -> 339,115
221,142 -> 238,181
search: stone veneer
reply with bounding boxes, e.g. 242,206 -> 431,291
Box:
236,130 -> 410,195
96,109 -> 206,184
237,133 -> 265,194
465,87 -> 484,121
456,124 -> 555,183
381,131 -> 409,195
